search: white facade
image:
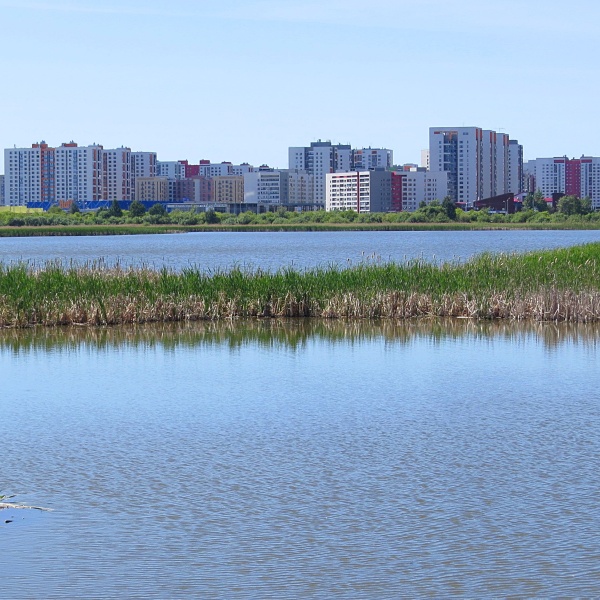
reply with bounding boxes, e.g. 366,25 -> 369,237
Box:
398,169 -> 449,212
527,156 -> 600,208
280,169 -> 315,206
54,143 -> 103,203
0,174 -> 4,205
231,163 -> 254,176
429,127 -> 482,206
103,147 -> 131,201
578,159 -> 600,208
531,158 -> 566,197
198,162 -> 232,178
131,151 -> 157,200
325,170 -> 392,213
430,127 -> 522,205
351,148 -> 393,171
289,141 -> 352,206
243,170 -> 281,204
156,160 -> 185,180
4,146 -> 42,205
481,130 -> 509,198
508,140 -> 523,195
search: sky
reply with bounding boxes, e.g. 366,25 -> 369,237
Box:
0,0 -> 598,173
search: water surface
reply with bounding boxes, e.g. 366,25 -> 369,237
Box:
1,229 -> 600,271
2,320 -> 599,598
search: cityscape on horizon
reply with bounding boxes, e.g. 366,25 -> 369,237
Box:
2,127 -> 600,214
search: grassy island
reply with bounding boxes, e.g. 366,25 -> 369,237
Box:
1,244 -> 600,327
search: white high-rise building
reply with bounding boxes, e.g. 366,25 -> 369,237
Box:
508,140 -> 524,195
103,147 -> 132,201
326,170 -> 392,213
131,151 -> 157,200
231,163 -> 254,176
429,127 -> 482,206
351,148 -> 393,171
526,156 -> 600,209
429,127 -> 522,206
394,168 -> 449,212
289,141 -> 352,206
54,142 -> 103,204
243,168 -> 281,204
0,175 -> 4,205
4,145 -> 44,205
280,169 -> 315,206
156,160 -> 185,179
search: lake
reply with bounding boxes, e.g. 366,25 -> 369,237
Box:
2,320 -> 599,598
1,229 -> 600,271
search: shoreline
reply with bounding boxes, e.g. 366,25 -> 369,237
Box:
2,221 -> 600,236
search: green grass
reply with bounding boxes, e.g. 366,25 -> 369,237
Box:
1,244 -> 600,326
3,221 -> 600,236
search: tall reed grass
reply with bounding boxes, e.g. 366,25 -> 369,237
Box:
1,244 -> 600,327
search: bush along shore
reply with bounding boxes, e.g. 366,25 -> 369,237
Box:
2,198 -> 600,235
1,244 -> 600,327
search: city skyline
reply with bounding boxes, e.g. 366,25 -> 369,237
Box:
1,0 -> 599,174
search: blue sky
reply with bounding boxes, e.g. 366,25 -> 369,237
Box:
0,0 -> 597,172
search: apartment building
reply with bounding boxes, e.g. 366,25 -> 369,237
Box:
156,160 -> 186,180
289,141 -> 352,206
325,170 -> 392,213
243,169 -> 281,204
135,176 -> 168,203
429,127 -> 522,206
103,147 -> 132,202
526,156 -> 600,209
391,168 -> 449,212
212,175 -> 244,204
351,148 -> 393,171
131,151 -> 157,200
280,169 -> 315,206
53,142 -> 103,204
5,145 -> 42,205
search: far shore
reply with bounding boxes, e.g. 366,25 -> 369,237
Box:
2,221 -> 600,237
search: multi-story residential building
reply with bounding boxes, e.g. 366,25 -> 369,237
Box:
54,142 -> 103,204
289,141 -> 352,206
429,127 -> 482,206
391,168 -> 449,212
231,163 -> 254,176
103,147 -> 132,202
179,160 -> 199,178
243,168 -> 282,204
198,161 -> 232,178
508,139 -> 524,195
212,175 -> 244,204
481,130 -> 509,198
0,174 -> 4,205
279,169 -> 315,207
196,161 -> 254,178
156,160 -> 186,180
325,170 -> 392,213
526,156 -> 600,209
135,176 -> 168,203
351,148 -> 393,171
429,127 -> 522,206
4,142 -> 56,206
131,151 -> 157,200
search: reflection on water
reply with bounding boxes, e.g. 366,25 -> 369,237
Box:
2,320 -> 600,598
1,318 -> 599,353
